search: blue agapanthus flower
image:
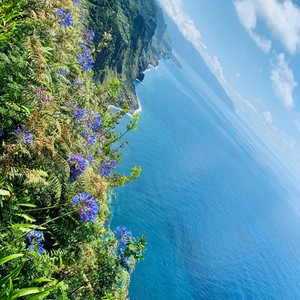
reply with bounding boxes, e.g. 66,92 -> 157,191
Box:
90,112 -> 102,131
26,230 -> 45,255
78,44 -> 94,71
81,130 -> 97,147
114,226 -> 132,248
68,154 -> 87,182
71,192 -> 99,222
86,153 -> 94,165
12,126 -> 33,146
56,8 -> 73,27
60,69 -> 68,77
99,159 -> 117,177
83,27 -> 95,43
22,132 -> 33,146
115,248 -> 131,270
72,107 -> 85,121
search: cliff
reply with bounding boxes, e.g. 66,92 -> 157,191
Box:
89,0 -> 173,110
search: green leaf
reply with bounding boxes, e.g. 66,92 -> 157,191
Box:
18,203 -> 37,208
11,287 -> 42,299
0,254 -> 23,266
15,213 -> 36,222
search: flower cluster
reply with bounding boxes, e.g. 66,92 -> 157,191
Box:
68,154 -> 87,182
71,192 -> 99,222
72,107 -> 85,121
99,159 -> 116,177
88,112 -> 102,131
56,8 -> 73,27
114,226 -> 132,269
72,108 -> 102,131
12,126 -> 33,146
26,230 -> 45,255
114,226 -> 132,248
82,27 -> 95,43
81,130 -> 97,147
78,44 -> 94,71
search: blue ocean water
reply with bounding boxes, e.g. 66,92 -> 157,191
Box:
111,25 -> 300,299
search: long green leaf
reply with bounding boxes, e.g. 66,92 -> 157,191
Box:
11,287 -> 42,299
0,254 -> 23,266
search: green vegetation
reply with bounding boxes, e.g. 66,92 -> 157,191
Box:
0,0 -> 146,298
89,0 -> 172,110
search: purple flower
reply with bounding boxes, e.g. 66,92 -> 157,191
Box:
56,8 -> 73,27
0,130 -> 3,137
99,159 -> 117,177
71,192 -> 99,222
68,154 -> 87,182
77,44 -> 94,71
60,69 -> 68,77
83,27 -> 95,43
22,132 -> 33,146
72,108 -> 85,121
90,112 -> 102,131
81,130 -> 97,147
12,126 -> 33,146
114,226 -> 132,248
26,230 -> 45,255
86,154 -> 94,165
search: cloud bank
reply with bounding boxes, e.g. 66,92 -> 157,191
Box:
270,53 -> 297,109
233,0 -> 300,54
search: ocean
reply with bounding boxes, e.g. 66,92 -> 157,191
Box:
111,21 -> 300,300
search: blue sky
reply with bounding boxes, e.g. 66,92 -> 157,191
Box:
157,0 -> 300,178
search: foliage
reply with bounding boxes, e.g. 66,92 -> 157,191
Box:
0,0 -> 145,298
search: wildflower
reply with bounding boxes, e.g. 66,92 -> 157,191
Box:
99,159 -> 116,177
83,27 -> 95,43
114,226 -> 132,248
26,230 -> 45,255
22,132 -> 33,146
115,248 -> 131,270
78,44 -> 94,71
60,69 -> 68,77
72,107 -> 85,121
56,8 -> 73,27
81,130 -> 97,147
90,112 -> 102,131
12,126 -> 33,146
86,153 -> 94,165
68,154 -> 87,182
0,130 -> 3,137
71,192 -> 99,222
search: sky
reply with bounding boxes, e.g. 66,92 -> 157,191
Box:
157,0 -> 300,179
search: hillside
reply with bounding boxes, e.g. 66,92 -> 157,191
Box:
89,0 -> 173,110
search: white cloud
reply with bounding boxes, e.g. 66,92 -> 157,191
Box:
263,111 -> 273,124
234,0 -> 272,53
233,0 -> 300,54
158,0 -> 229,93
270,53 -> 297,109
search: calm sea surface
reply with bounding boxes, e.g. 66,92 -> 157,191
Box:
111,25 -> 300,300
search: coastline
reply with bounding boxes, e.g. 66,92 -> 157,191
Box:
108,96 -> 142,118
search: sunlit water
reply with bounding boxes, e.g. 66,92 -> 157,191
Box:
111,24 -> 300,300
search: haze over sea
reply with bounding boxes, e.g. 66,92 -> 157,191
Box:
111,17 -> 300,299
